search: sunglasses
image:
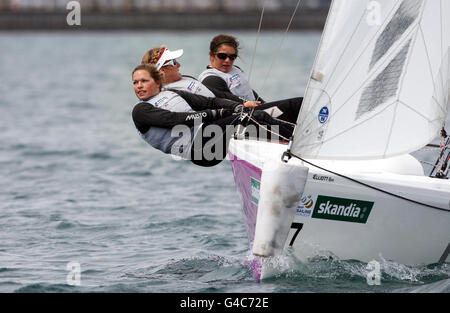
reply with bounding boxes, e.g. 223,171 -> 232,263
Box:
215,53 -> 238,61
162,59 -> 178,67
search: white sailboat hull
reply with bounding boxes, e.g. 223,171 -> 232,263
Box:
228,139 -> 450,279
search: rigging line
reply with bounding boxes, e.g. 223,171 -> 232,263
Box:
420,160 -> 440,167
288,151 -> 450,213
427,143 -> 450,149
272,117 -> 296,127
248,0 -> 267,85
238,112 -> 291,142
234,104 -> 256,138
430,136 -> 450,176
419,144 -> 450,152
444,152 -> 450,176
235,109 -> 255,138
201,113 -> 246,144
261,0 -> 303,91
251,116 -> 291,142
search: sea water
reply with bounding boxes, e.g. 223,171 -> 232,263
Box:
0,30 -> 448,294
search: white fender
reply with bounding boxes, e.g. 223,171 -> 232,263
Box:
252,160 -> 309,257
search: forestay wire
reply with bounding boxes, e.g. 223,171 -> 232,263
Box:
247,0 -> 303,89
247,0 -> 267,84
261,0 -> 303,91
242,0 -> 303,137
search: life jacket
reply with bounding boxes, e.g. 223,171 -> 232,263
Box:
138,90 -> 201,160
164,77 -> 215,98
198,66 -> 255,101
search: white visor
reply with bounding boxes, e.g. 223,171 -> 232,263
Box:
155,48 -> 183,70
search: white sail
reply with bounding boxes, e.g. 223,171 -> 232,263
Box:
292,0 -> 450,160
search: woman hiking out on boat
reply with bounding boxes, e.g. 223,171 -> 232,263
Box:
199,34 -> 302,125
131,64 -> 293,167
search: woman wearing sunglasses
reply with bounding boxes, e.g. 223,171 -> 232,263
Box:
199,34 -> 302,125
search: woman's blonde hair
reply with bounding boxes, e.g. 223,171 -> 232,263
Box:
141,46 -> 166,65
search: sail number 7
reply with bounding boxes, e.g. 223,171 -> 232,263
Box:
289,223 -> 304,246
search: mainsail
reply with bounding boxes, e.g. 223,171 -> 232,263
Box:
291,0 -> 450,160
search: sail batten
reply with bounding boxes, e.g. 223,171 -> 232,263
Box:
292,0 -> 450,160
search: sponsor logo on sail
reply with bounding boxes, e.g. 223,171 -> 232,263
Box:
318,106 -> 329,124
250,177 -> 260,205
312,195 -> 374,223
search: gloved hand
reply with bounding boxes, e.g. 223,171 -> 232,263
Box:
217,104 -> 250,117
216,108 -> 234,118
233,104 -> 244,113
233,104 -> 254,114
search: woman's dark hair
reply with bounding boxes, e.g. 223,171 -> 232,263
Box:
209,34 -> 239,54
